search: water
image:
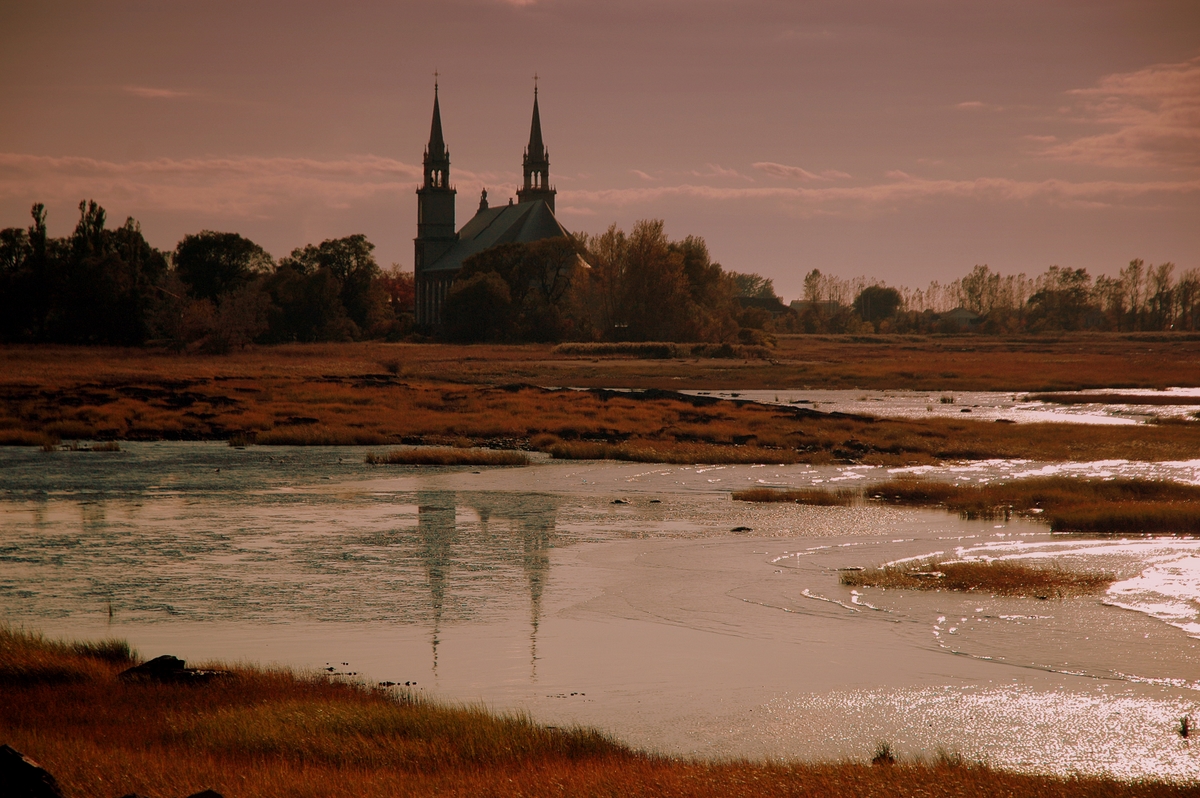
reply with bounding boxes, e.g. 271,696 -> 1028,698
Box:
680,387 -> 1200,425
2,443 -> 1199,778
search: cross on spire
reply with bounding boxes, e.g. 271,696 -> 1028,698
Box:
533,72 -> 538,96
433,70 -> 439,91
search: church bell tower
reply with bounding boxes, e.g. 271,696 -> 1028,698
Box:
516,81 -> 556,212
414,81 -> 457,327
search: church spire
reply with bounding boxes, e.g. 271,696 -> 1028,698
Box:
527,83 -> 545,160
517,76 -> 555,212
428,82 -> 447,160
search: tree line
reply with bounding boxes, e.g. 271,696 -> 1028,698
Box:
792,261 -> 1199,334
2,200 -> 1193,348
0,201 -> 414,350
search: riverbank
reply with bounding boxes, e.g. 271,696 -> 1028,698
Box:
2,626 -> 1194,798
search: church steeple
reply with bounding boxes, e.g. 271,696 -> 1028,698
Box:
517,78 -> 556,212
415,80 -> 458,328
423,82 -> 450,189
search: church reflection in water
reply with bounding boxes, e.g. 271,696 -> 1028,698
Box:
416,491 -> 556,679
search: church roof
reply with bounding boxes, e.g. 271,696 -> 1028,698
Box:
425,199 -> 570,273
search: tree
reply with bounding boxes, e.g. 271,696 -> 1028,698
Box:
278,234 -> 389,338
729,271 -> 777,300
854,284 -> 902,324
442,271 -> 512,342
173,231 -> 272,304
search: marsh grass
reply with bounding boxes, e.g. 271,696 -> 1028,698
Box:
365,447 -> 531,466
731,487 -> 856,505
5,344 -> 1200,467
841,559 -> 1114,596
546,439 -> 802,465
734,477 -> 1200,535
2,626 -> 1191,798
552,342 -> 772,359
866,477 -> 1200,534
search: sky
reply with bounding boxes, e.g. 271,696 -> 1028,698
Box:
2,0 -> 1198,300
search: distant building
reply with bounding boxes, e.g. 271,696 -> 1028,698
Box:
940,306 -> 981,331
414,84 -> 571,329
789,299 -> 844,315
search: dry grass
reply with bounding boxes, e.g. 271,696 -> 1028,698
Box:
840,559 -> 1115,596
545,439 -> 803,464
866,477 -> 1200,534
365,447 -> 530,466
733,477 -> 1200,535
2,627 -> 1193,798
731,487 -> 855,505
3,344 -> 1200,466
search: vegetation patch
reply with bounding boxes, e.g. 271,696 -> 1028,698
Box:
365,447 -> 531,466
731,487 -> 855,505
545,439 -> 802,465
2,626 -> 1192,798
866,476 -> 1200,534
552,342 -> 772,360
841,559 -> 1114,597
734,477 -> 1200,535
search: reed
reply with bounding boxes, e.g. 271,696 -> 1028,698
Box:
730,487 -> 855,505
546,440 -> 802,465
365,447 -> 530,466
840,559 -> 1114,596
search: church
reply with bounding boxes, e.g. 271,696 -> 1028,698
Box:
413,84 -> 572,328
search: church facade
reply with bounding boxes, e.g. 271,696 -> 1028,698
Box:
413,85 -> 572,328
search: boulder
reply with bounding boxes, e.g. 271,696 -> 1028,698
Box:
119,655 -> 229,684
0,744 -> 64,798
185,791 -> 225,798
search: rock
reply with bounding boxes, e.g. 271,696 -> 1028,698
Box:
119,655 -> 229,684
731,526 -> 752,533
0,744 -> 64,798
611,499 -> 628,504
185,790 -> 225,798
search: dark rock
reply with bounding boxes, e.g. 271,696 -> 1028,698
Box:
119,655 -> 229,684
0,744 -> 64,798
185,790 -> 225,798
611,499 -> 628,504
731,526 -> 752,533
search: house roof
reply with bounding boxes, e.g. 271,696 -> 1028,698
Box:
425,199 -> 570,273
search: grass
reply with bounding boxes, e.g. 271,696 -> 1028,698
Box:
731,487 -> 855,505
735,477 -> 1200,535
365,447 -> 531,466
2,626 -> 1194,798
544,439 -> 803,464
840,559 -> 1115,596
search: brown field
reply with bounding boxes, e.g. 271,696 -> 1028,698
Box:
3,341 -> 1200,465
3,627 -> 1193,798
736,477 -> 1200,534
840,559 -> 1115,597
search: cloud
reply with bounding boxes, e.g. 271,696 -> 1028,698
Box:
0,153 -> 425,217
955,101 -> 985,110
690,163 -> 749,180
561,172 -> 1200,215
1042,56 -> 1200,170
753,162 -> 851,181
122,85 -> 190,100
630,169 -> 655,181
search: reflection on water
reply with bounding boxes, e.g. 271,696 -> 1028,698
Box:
417,490 -> 555,678
3,443 -> 1200,778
